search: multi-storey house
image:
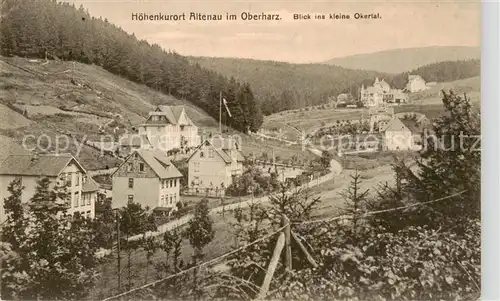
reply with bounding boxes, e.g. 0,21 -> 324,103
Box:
111,149 -> 183,214
0,153 -> 98,222
187,138 -> 244,196
137,105 -> 200,153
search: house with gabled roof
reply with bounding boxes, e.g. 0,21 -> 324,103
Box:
381,118 -> 423,151
137,105 -> 200,154
187,137 -> 244,196
111,149 -> 183,214
0,153 -> 98,222
406,74 -> 429,92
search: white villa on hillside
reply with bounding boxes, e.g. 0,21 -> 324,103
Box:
135,105 -> 201,154
360,78 -> 408,107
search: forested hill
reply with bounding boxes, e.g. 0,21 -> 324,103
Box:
388,59 -> 480,89
0,0 -> 263,132
189,56 -> 389,115
322,46 -> 480,73
189,56 -> 481,115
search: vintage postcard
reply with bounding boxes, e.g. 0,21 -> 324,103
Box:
0,0 -> 481,300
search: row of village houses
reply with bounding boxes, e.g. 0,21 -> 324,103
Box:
0,103 -> 425,223
0,105 -> 244,223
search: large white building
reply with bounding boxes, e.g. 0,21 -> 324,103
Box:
136,105 -> 201,154
361,78 -> 409,107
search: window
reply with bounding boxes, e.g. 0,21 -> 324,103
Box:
169,179 -> 173,187
161,195 -> 165,206
75,173 -> 80,186
200,151 -> 204,158
127,163 -> 133,172
86,211 -> 91,219
174,179 -> 177,187
74,194 -> 80,208
86,194 -> 91,205
194,162 -> 200,172
139,163 -> 144,172
128,178 -> 134,188
209,149 -> 214,158
128,195 -> 133,203
169,195 -> 173,204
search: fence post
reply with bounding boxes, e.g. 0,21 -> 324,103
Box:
257,233 -> 285,300
281,215 -> 292,271
291,231 -> 318,268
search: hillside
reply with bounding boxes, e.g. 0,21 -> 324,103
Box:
189,56 -> 389,115
409,76 -> 480,105
0,0 -> 263,132
387,59 -> 480,89
0,56 -> 317,170
322,46 -> 480,73
0,56 -> 219,169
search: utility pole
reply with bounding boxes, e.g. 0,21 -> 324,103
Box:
115,210 -> 121,291
219,92 -> 222,134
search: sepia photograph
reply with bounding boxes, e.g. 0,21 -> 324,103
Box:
0,0 -> 483,300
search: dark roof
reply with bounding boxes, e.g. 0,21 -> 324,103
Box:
154,105 -> 185,124
188,138 -> 244,163
153,206 -> 173,212
0,154 -> 85,177
113,149 -> 182,179
187,140 -> 231,164
0,136 -> 31,162
400,119 -> 421,133
82,177 -> 100,192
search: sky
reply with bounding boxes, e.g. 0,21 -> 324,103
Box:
65,0 -> 480,63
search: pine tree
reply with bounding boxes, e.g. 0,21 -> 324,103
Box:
397,91 -> 480,228
339,170 -> 369,237
185,198 -> 214,300
2,177 -> 25,250
1,177 -> 98,300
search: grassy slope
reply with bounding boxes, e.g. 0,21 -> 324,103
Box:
0,56 -> 315,169
0,56 -> 219,169
322,46 -> 480,73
